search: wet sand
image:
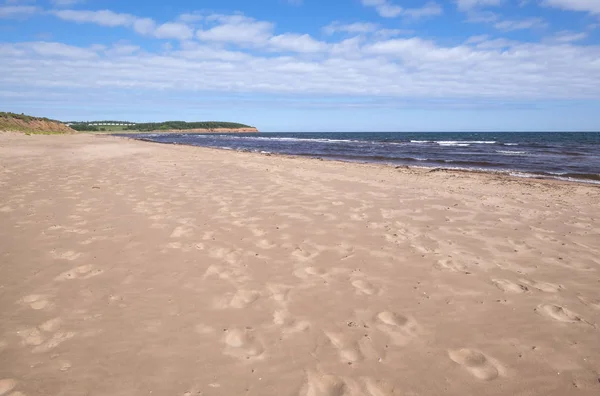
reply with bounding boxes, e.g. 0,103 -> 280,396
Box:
1,132 -> 599,396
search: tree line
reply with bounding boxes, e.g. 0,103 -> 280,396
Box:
128,121 -> 252,131
1,112 -> 60,123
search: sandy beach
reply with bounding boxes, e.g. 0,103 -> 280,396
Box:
1,132 -> 599,396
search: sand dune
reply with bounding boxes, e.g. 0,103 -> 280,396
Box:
0,132 -> 599,395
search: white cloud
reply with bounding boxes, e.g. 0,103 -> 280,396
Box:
0,5 -> 38,18
330,36 -> 365,56
154,22 -> 194,40
361,0 -> 403,18
543,0 -> 600,14
466,10 -> 500,22
175,42 -> 252,62
465,34 -> 490,43
376,28 -> 413,38
3,36 -> 599,102
50,10 -> 197,40
52,9 -> 136,27
553,30 -> 588,42
51,0 -> 86,6
5,7 -> 600,109
456,0 -> 503,11
269,34 -> 328,53
196,15 -> 274,46
105,44 -> 140,56
178,12 -> 204,23
494,17 -> 547,31
26,41 -> 98,59
362,0 -> 443,19
133,18 -> 157,35
404,2 -> 444,18
323,22 -> 411,38
323,22 -> 379,35
193,14 -> 327,53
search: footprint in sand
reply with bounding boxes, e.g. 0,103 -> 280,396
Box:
39,318 -> 62,333
492,279 -> 529,294
519,279 -> 563,293
229,290 -> 260,309
294,266 -> 329,280
434,259 -> 468,273
350,213 -> 368,221
256,239 -> 276,249
536,304 -> 585,324
325,331 -> 364,363
291,250 -> 317,262
223,328 -> 265,361
50,250 -> 81,261
0,379 -> 17,396
17,328 -> 45,346
215,290 -> 260,309
351,279 -> 378,296
20,295 -> 52,310
300,371 -> 347,396
577,295 -> 600,310
448,349 -> 501,381
203,265 -> 250,283
273,310 -> 310,336
55,265 -> 103,281
299,371 -> 393,396
375,311 -> 419,345
363,378 -> 395,396
18,318 -> 75,353
267,284 -> 291,304
170,226 -> 193,238
33,331 -> 76,353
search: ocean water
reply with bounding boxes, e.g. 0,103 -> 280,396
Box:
120,132 -> 600,184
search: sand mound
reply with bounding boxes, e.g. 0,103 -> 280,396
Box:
0,112 -> 75,134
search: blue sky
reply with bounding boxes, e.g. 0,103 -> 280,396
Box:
1,0 -> 599,131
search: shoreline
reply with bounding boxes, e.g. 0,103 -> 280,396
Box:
115,133 -> 600,188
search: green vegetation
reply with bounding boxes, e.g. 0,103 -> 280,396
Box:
1,113 -> 254,134
127,121 -> 252,132
1,112 -> 73,134
68,121 -> 138,132
70,124 -> 101,132
0,112 -> 61,123
66,120 -> 137,125
69,120 -> 253,133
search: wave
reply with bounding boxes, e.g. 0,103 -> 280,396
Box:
438,140 -> 496,144
412,140 -> 497,145
232,136 -> 365,144
437,142 -> 471,147
496,150 -> 528,155
510,172 -> 600,184
124,134 -> 599,185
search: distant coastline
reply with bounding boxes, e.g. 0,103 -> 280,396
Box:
144,127 -> 259,134
69,120 -> 259,133
0,113 -> 259,134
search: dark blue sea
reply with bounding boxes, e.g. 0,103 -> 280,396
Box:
120,132 -> 600,184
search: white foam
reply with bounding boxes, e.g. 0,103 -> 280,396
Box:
496,150 -> 528,155
437,140 -> 495,145
437,142 -> 471,147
